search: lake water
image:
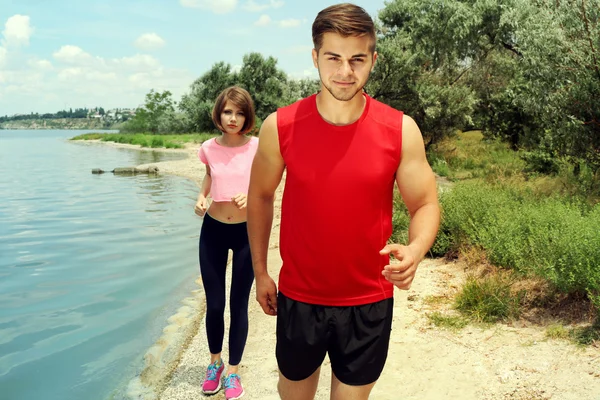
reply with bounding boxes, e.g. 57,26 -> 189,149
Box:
0,130 -> 202,400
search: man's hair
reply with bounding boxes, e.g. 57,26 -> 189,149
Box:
212,86 -> 256,135
312,3 -> 376,53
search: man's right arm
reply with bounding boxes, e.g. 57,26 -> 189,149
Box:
247,112 -> 285,315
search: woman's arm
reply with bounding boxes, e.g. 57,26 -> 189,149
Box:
194,165 -> 211,217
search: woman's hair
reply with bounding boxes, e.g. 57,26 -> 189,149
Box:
312,3 -> 376,53
212,86 -> 256,135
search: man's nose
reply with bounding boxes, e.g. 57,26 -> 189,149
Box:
338,61 -> 352,76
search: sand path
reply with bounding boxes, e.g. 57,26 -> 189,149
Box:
106,142 -> 598,400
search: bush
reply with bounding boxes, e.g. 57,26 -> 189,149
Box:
455,274 -> 521,323
439,182 -> 600,301
391,181 -> 600,312
521,149 -> 560,175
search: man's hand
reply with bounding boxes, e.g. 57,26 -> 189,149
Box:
232,193 -> 247,210
194,196 -> 208,217
380,244 -> 419,290
255,274 -> 278,316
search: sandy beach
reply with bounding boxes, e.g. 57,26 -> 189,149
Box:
112,141 -> 599,400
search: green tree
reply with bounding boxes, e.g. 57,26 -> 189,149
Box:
504,0 -> 600,173
236,52 -> 289,121
179,54 -> 294,132
124,89 -> 175,133
179,62 -> 236,132
284,78 -> 321,104
368,0 -> 480,148
375,0 -> 600,177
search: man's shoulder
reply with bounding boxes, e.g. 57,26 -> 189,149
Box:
368,96 -> 403,116
367,96 -> 404,130
277,95 -> 315,127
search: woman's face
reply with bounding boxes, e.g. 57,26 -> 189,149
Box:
220,100 -> 246,135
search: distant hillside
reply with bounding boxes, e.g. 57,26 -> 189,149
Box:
0,118 -> 117,130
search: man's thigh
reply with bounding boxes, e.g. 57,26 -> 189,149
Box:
328,297 -> 394,386
330,372 -> 376,400
278,367 -> 321,400
276,292 -> 328,381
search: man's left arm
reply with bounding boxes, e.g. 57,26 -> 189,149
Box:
380,114 -> 441,290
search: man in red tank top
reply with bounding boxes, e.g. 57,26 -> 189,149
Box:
247,4 -> 440,400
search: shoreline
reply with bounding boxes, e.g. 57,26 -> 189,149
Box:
84,140 -> 210,399
90,139 -> 600,400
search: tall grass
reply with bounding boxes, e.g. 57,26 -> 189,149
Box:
428,131 -> 526,181
393,131 -> 600,326
439,183 -> 600,304
392,181 -> 600,320
70,132 -> 217,148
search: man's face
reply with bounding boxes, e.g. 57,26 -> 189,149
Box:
312,32 -> 377,102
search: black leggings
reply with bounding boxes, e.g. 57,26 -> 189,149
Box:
199,213 -> 254,366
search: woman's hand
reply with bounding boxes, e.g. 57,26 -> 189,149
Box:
194,196 -> 208,217
232,193 -> 247,210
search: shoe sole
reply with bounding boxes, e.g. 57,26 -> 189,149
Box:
226,389 -> 245,399
202,380 -> 222,395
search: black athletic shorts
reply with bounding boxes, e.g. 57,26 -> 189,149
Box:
275,291 -> 394,386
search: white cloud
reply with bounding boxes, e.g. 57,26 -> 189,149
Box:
303,68 -> 317,77
179,0 -> 237,14
254,15 -> 271,26
279,19 -> 300,28
0,43 -> 194,115
243,0 -> 284,12
27,59 -> 53,70
53,45 -> 94,65
288,67 -> 318,80
0,46 -> 7,67
285,45 -> 313,54
134,33 -> 165,51
2,15 -> 34,47
116,54 -> 161,70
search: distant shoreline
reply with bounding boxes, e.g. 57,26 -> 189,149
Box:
0,118 -> 117,131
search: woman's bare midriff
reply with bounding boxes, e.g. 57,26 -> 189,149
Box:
206,200 -> 247,224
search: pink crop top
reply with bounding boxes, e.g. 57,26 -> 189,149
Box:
198,136 -> 259,202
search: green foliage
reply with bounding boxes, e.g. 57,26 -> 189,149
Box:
436,182 -> 600,300
1,107 -> 93,122
178,53 -> 319,133
569,322 -> 600,346
71,132 -> 217,148
427,312 -> 469,330
455,274 -> 522,323
122,90 -> 176,134
545,323 -> 570,340
375,0 -> 600,184
368,5 -> 478,147
179,62 -> 235,133
520,149 -> 561,175
237,52 -> 288,120
431,158 -> 450,177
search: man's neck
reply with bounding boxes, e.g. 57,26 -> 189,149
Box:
315,90 -> 366,126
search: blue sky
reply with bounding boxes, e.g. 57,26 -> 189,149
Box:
0,0 -> 388,116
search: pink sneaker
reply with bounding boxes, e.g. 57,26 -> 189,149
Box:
224,374 -> 244,399
202,360 -> 224,394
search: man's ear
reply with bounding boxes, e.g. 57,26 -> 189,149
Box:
371,51 -> 378,72
312,48 -> 318,68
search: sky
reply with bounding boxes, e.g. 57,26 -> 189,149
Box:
0,0 -> 388,116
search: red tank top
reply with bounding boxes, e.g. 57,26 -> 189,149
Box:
277,94 -> 403,306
